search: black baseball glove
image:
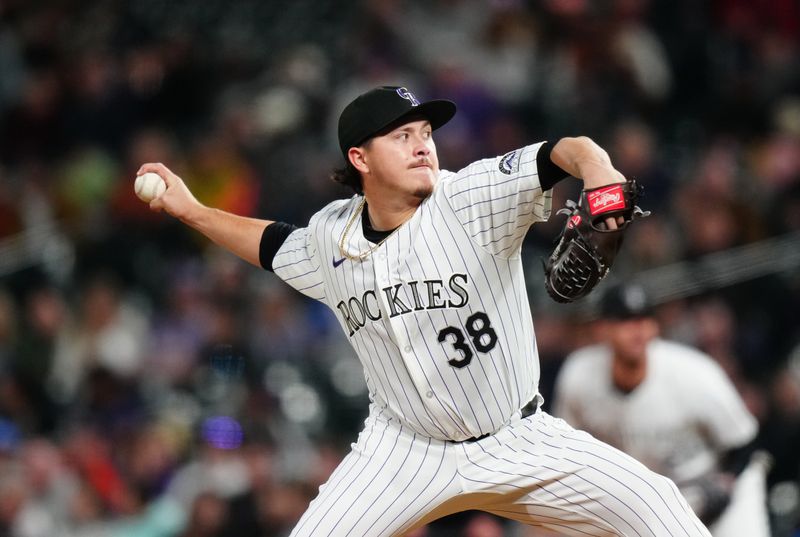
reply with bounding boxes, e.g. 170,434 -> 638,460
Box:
543,180 -> 649,303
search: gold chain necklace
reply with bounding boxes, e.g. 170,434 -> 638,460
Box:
338,197 -> 411,261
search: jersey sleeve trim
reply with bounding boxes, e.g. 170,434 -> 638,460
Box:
272,223 -> 326,303
259,221 -> 300,271
536,140 -> 571,191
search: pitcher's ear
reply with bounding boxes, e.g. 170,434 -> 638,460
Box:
349,147 -> 369,174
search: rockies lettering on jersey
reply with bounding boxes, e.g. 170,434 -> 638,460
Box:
336,273 -> 469,336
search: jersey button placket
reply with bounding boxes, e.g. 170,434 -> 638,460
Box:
375,255 -> 434,415
375,266 -> 388,286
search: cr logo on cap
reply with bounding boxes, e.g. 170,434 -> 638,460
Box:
396,87 -> 420,106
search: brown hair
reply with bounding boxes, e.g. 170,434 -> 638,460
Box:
330,161 -> 363,194
331,140 -> 373,195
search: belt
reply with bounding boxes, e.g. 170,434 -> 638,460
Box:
455,398 -> 539,443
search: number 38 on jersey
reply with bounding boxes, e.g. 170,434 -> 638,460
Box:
438,311 -> 498,368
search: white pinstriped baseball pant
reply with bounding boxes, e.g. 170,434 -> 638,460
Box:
290,407 -> 711,537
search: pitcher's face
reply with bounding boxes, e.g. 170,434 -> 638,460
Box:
358,118 -> 439,201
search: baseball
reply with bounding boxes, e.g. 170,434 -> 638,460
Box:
134,172 -> 166,203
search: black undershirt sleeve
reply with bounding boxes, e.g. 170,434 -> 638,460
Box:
537,140 -> 571,191
719,437 -> 760,477
259,222 -> 300,272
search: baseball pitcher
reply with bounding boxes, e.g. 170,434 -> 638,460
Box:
138,86 -> 711,536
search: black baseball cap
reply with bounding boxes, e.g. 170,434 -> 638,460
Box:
599,283 -> 654,320
337,86 -> 457,157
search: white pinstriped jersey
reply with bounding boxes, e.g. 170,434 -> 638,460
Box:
554,339 -> 758,485
273,142 -> 552,441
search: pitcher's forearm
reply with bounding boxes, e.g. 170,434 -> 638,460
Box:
185,204 -> 273,268
551,137 -> 626,189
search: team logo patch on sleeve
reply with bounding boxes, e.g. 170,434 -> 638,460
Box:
498,150 -> 520,175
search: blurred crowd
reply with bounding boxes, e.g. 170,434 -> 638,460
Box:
1,0 -> 799,535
